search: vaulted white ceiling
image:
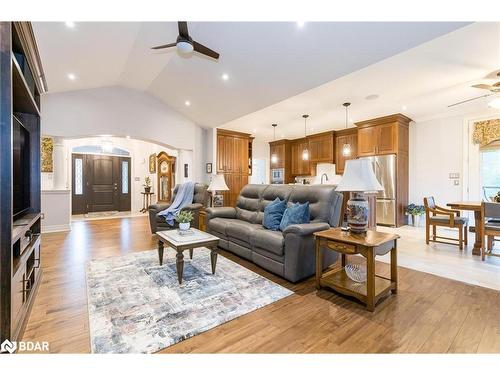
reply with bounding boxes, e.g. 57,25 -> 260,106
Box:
33,21 -> 469,129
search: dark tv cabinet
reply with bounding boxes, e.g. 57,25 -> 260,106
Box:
0,22 -> 47,344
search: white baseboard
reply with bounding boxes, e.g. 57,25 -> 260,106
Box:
42,224 -> 72,233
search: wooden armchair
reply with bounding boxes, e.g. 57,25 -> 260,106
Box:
480,202 -> 500,261
423,197 -> 468,250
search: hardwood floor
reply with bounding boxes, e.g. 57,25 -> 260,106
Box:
22,216 -> 500,353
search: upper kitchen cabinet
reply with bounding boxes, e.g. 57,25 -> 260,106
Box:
355,114 -> 411,157
290,138 -> 310,176
308,131 -> 334,163
335,128 -> 358,175
269,140 -> 286,169
217,129 -> 253,174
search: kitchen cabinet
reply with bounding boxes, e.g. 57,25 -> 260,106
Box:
308,131 -> 334,163
290,138 -> 310,176
335,128 -> 358,175
357,121 -> 398,157
270,142 -> 286,169
217,129 -> 253,206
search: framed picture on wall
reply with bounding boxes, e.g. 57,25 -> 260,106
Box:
206,162 -> 212,174
149,153 -> 156,173
184,164 -> 188,178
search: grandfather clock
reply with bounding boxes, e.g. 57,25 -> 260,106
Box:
157,151 -> 176,203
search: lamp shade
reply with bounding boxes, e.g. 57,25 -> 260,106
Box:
335,159 -> 383,192
207,174 -> 229,192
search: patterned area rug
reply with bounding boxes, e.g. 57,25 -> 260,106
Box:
86,248 -> 292,353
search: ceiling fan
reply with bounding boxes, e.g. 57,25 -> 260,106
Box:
448,70 -> 500,107
151,21 -> 220,60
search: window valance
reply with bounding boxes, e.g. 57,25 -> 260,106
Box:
473,119 -> 500,147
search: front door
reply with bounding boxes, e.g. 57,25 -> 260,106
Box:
71,153 -> 131,214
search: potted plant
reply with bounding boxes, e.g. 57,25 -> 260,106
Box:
175,210 -> 194,231
143,176 -> 152,193
405,203 -> 425,227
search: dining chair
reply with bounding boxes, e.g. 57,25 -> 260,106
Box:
480,201 -> 500,261
423,197 -> 468,250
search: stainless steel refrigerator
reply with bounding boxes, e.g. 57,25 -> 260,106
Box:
358,154 -> 397,226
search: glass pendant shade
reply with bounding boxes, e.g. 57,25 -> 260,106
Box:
342,143 -> 351,157
302,148 -> 309,161
271,123 -> 278,164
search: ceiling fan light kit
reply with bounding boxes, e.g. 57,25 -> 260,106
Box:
151,21 -> 220,60
342,102 -> 352,157
302,114 -> 309,161
488,97 -> 500,109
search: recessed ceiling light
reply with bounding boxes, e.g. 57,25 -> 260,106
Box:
126,135 -> 130,139
349,118 -> 353,123
297,21 -> 305,28
488,97 -> 500,109
65,22 -> 75,28
185,100 -> 191,107
222,73 -> 229,81
365,94 -> 379,100
402,105 -> 408,111
67,73 -> 76,81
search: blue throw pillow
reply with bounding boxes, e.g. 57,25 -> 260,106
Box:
279,201 -> 310,231
263,197 -> 287,231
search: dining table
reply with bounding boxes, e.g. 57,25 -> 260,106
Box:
447,201 -> 482,256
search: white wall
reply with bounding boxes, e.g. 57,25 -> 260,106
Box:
41,86 -> 208,183
409,110 -> 500,206
409,115 -> 465,205
250,137 -> 270,184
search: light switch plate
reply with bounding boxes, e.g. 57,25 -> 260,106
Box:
454,180 -> 460,186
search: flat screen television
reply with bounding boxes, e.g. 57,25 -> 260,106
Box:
13,116 -> 31,220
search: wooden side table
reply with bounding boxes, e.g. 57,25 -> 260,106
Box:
140,192 -> 154,213
198,209 -> 207,232
314,228 -> 400,311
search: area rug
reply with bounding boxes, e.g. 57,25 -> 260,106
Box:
86,248 -> 292,353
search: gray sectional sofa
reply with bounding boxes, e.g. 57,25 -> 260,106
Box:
205,184 -> 343,282
148,183 -> 209,233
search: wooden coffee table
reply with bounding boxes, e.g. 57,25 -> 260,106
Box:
156,228 -> 220,284
314,228 -> 400,311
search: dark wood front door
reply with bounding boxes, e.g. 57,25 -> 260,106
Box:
71,154 -> 131,215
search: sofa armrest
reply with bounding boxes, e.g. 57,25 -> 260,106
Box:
206,206 -> 237,220
182,203 -> 203,212
148,203 -> 171,212
283,222 -> 330,237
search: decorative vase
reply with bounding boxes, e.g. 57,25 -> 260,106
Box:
179,222 -> 190,231
411,214 -> 421,227
347,192 -> 369,233
144,186 -> 151,193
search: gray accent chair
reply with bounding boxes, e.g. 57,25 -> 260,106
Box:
205,184 -> 344,282
148,183 -> 209,233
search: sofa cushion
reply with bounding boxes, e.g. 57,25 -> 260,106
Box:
235,184 -> 266,223
252,229 -> 285,256
207,217 -> 232,237
226,219 -> 262,246
289,185 -> 338,224
263,197 -> 287,230
256,185 -> 293,224
279,202 -> 310,231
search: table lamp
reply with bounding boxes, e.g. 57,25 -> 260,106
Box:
335,159 -> 383,233
207,174 -> 229,207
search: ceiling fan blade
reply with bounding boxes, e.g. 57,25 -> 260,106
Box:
448,94 -> 492,108
178,22 -> 189,38
471,83 -> 493,90
193,40 -> 220,60
151,42 -> 176,50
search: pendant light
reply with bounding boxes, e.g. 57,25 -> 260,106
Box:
342,103 -> 352,157
302,114 -> 309,161
271,123 -> 278,164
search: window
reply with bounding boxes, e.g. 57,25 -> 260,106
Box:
122,161 -> 129,194
480,146 -> 500,201
74,158 -> 83,195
